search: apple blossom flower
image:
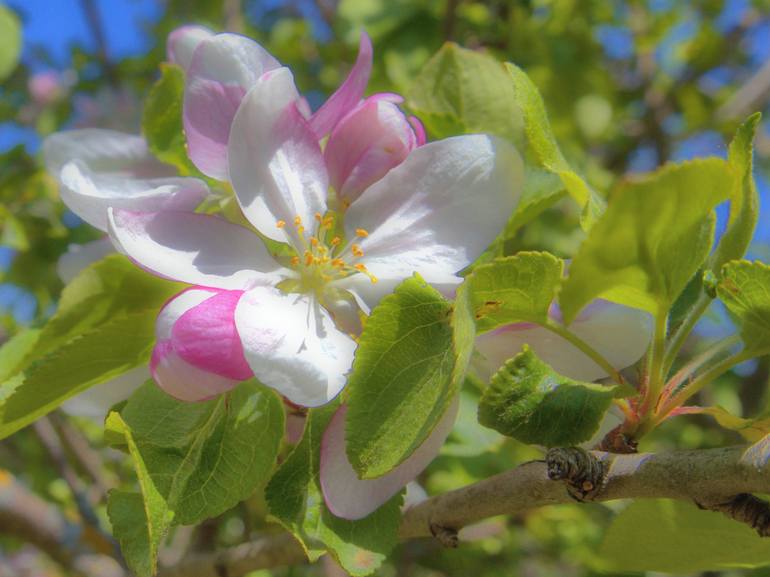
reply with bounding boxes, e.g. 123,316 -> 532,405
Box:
108,67 -> 524,408
28,71 -> 65,105
171,25 -> 373,181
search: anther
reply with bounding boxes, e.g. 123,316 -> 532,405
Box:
310,237 -> 319,247
352,244 -> 364,257
355,228 -> 369,238
294,216 -> 303,226
331,236 -> 341,246
304,251 -> 314,266
332,258 -> 345,268
314,212 -> 323,222
291,255 -> 300,266
276,220 -> 286,229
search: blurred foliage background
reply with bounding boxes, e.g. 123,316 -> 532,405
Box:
1,0 -> 770,575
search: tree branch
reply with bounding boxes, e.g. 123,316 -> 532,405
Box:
159,445 -> 770,576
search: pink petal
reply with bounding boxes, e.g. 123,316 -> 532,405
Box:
172,289 -> 252,380
325,95 -> 418,204
184,33 -> 281,180
166,25 -> 214,70
474,301 -> 653,382
107,209 -> 285,290
228,69 -> 328,243
309,31 -> 373,138
151,341 -> 239,402
320,396 -> 459,520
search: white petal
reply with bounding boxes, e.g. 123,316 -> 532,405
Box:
183,33 -> 281,179
61,366 -> 148,420
167,25 -> 215,71
43,129 -> 172,178
320,396 -> 459,520
235,287 -> 357,407
108,209 -> 285,290
59,160 -> 208,231
346,135 -> 523,284
56,237 -> 115,284
151,345 -> 239,402
228,68 -> 328,243
474,301 -> 653,382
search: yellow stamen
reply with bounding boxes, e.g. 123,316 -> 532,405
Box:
330,236 -> 341,246
291,255 -> 300,266
332,258 -> 345,268
352,244 -> 364,257
355,228 -> 369,238
314,212 -> 323,222
322,216 -> 335,229
294,216 -> 303,226
276,220 -> 286,229
310,237 -> 319,247
304,251 -> 314,266
354,263 -> 367,272
297,225 -> 305,234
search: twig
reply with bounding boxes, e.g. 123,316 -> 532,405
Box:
159,445 -> 770,576
0,470 -> 124,577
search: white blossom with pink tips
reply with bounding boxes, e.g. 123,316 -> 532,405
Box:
108,63 -> 524,407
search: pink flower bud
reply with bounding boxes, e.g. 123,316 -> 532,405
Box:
324,94 -> 425,205
151,287 -> 253,401
28,71 -> 63,105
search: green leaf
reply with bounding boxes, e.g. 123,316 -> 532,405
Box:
266,404 -> 402,576
600,499 -> 770,572
407,43 -> 523,143
560,158 -> 733,324
0,255 -> 182,438
710,113 -> 762,272
345,274 -> 459,479
461,252 -> 563,334
477,346 -> 621,447
106,412 -> 174,577
717,260 -> 770,354
30,255 -> 181,368
0,311 -> 156,439
0,329 -> 41,383
505,62 -> 605,229
142,63 -> 199,176
120,380 -> 284,525
0,6 -> 21,81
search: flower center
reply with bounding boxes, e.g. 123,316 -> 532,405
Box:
277,213 -> 377,296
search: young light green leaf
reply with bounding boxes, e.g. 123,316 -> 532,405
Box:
266,404 -> 402,576
0,311 -> 156,439
407,42 -> 523,143
0,6 -> 21,81
505,62 -> 605,229
717,260 -> 770,354
120,380 -> 284,525
671,405 -> 770,442
142,63 -> 199,176
477,346 -> 621,447
345,275 -> 460,479
462,252 -> 563,334
600,499 -> 770,573
560,158 -> 733,324
106,412 -> 174,577
710,113 -> 761,272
